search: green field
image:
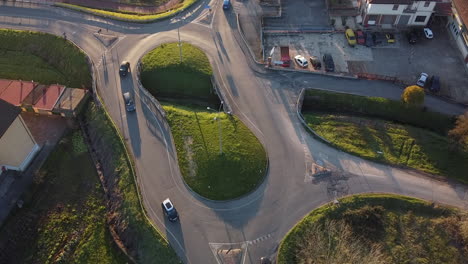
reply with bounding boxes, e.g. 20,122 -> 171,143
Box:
278,194 -> 468,264
304,113 -> 468,182
0,29 -> 91,88
83,102 -> 180,263
0,131 -> 128,263
141,42 -> 218,104
163,104 -> 267,200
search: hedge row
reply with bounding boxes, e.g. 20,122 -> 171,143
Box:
303,89 -> 455,135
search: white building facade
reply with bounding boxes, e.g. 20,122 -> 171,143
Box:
447,0 -> 468,70
360,0 -> 436,27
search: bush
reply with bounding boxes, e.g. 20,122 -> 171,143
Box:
402,85 -> 425,106
449,112 -> 468,145
343,205 -> 385,240
303,89 -> 454,135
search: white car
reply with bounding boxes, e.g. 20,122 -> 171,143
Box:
423,28 -> 433,39
416,73 -> 429,87
294,55 -> 308,68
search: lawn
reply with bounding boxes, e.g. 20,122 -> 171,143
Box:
141,42 -> 218,104
0,29 -> 91,88
304,113 -> 468,183
163,103 -> 268,200
0,130 -> 128,263
278,193 -> 468,264
83,102 -> 181,263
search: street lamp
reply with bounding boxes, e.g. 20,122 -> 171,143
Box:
177,16 -> 185,63
207,101 -> 224,154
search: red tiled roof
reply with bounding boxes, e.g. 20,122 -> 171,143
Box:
32,84 -> 65,110
453,0 -> 468,26
0,80 -> 36,106
435,2 -> 453,16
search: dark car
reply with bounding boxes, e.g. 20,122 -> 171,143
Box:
428,75 -> 440,93
372,32 -> 383,45
161,198 -> 179,222
223,0 -> 230,10
123,92 -> 136,112
365,32 -> 374,47
356,30 -> 365,45
119,61 -> 130,77
407,30 -> 418,44
260,257 -> 272,264
322,53 -> 335,72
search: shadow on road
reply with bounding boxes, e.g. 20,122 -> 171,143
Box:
163,215 -> 188,264
120,74 -> 142,157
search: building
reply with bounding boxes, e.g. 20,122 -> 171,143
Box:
447,0 -> 468,69
360,0 -> 437,27
0,99 -> 40,174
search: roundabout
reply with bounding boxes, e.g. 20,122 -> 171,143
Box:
0,1 -> 467,263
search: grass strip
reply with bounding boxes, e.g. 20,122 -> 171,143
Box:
0,29 -> 91,88
141,42 -> 218,104
83,101 -> 181,263
0,130 -> 129,263
304,113 -> 468,182
54,0 -> 198,23
163,103 -> 268,200
303,89 -> 455,135
278,193 -> 467,264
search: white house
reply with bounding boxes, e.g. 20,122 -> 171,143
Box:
359,0 -> 437,27
447,0 -> 468,70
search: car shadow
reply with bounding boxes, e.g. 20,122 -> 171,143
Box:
163,214 -> 189,264
120,72 -> 142,158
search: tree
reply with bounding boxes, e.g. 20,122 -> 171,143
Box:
449,112 -> 468,145
402,85 -> 425,106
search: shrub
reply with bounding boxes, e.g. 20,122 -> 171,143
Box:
343,205 -> 385,240
449,112 -> 468,145
402,85 -> 425,106
303,89 -> 454,135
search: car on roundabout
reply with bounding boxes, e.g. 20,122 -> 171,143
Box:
119,61 -> 130,77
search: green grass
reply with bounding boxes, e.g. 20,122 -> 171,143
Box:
83,101 -> 181,263
55,0 -> 198,23
303,89 -> 455,135
304,113 -> 468,183
278,194 -> 468,264
163,103 -> 268,200
141,42 -> 218,104
0,130 -> 128,263
0,29 -> 91,88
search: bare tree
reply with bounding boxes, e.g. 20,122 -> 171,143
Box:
449,112 -> 468,145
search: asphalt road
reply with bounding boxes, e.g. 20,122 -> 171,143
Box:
0,1 -> 467,264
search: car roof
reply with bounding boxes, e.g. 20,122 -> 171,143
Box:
345,28 -> 354,35
163,198 -> 173,210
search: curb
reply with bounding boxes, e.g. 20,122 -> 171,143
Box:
270,66 -> 359,80
295,88 -> 331,144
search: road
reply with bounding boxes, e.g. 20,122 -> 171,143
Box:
0,1 -> 467,263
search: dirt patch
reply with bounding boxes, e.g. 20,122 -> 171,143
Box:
183,136 -> 197,177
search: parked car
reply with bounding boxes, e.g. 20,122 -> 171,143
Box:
365,32 -> 374,47
416,72 -> 429,87
309,56 -> 321,70
424,28 -> 433,39
385,33 -> 395,43
294,55 -> 308,68
260,257 -> 272,264
407,30 -> 418,44
372,32 -> 383,45
161,198 -> 179,222
122,92 -> 136,112
223,0 -> 230,10
428,75 -> 440,93
345,28 -> 357,47
356,30 -> 365,45
322,53 -> 335,72
119,61 -> 130,77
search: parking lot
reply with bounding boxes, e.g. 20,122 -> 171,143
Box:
264,23 -> 468,103
263,0 -> 330,30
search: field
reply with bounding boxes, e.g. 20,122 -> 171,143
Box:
0,29 -> 91,88
164,104 -> 267,200
0,131 -> 128,263
304,113 -> 468,182
278,194 -> 468,264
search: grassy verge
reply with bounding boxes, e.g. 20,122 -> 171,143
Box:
163,103 -> 267,200
304,113 -> 468,182
278,193 -> 468,264
0,29 -> 91,88
141,42 -> 217,104
54,0 -> 197,23
303,89 -> 455,135
83,102 -> 180,263
0,130 -> 128,263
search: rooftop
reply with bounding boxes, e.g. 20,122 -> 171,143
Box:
453,0 -> 468,27
0,99 -> 21,138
